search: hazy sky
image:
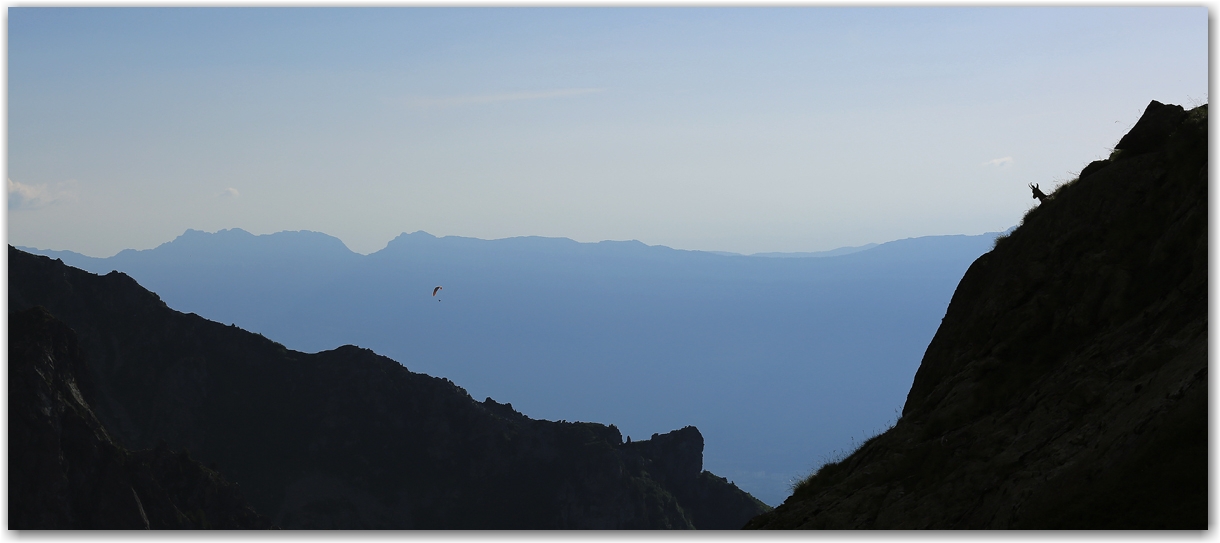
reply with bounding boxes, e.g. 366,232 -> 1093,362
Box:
8,7 -> 1209,256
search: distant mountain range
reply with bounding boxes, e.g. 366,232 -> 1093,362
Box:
708,243 -> 879,258
19,229 -> 1005,505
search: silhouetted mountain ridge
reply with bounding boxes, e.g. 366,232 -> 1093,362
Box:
9,306 -> 273,529
18,227 -> 1004,506
746,100 -> 1206,529
9,247 -> 770,528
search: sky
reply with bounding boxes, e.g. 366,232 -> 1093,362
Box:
7,7 -> 1210,257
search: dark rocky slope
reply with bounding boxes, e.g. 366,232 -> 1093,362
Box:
9,306 -> 272,529
746,101 -> 1207,529
8,248 -> 769,529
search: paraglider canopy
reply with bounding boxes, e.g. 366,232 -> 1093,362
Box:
433,286 -> 442,296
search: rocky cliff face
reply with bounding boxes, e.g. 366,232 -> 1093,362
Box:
9,306 -> 272,529
8,250 -> 770,529
746,101 -> 1207,529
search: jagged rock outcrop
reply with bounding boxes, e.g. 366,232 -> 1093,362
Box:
9,307 -> 273,529
620,427 -> 775,529
746,101 -> 1207,529
8,251 -> 769,529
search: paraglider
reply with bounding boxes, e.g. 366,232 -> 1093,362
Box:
433,286 -> 442,301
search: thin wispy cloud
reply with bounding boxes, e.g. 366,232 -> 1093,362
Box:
219,187 -> 240,200
983,156 -> 1015,167
404,88 -> 605,110
8,178 -> 77,210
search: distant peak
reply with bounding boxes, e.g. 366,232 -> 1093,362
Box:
144,228 -> 357,257
177,228 -> 252,239
388,230 -> 437,242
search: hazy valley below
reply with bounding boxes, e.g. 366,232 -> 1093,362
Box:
9,6 -> 1207,529
10,100 -> 1207,528
23,229 -> 1003,505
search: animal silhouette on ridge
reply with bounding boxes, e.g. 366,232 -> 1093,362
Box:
1029,183 -> 1050,204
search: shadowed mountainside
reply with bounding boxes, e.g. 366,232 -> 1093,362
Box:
746,101 -> 1207,529
20,228 -> 1002,506
9,248 -> 769,529
9,306 -> 273,529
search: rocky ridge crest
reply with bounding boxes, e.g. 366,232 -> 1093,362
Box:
746,101 -> 1207,529
9,248 -> 770,529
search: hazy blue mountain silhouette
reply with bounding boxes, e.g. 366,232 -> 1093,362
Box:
22,228 -> 1003,505
715,243 -> 879,258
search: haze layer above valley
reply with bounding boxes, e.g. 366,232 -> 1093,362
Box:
23,230 -> 1002,505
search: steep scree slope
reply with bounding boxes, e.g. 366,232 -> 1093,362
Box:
8,249 -> 769,529
746,101 -> 1207,529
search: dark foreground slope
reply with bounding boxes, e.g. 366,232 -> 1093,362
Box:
9,250 -> 769,529
9,307 -> 273,529
22,226 -> 1001,506
747,101 -> 1207,529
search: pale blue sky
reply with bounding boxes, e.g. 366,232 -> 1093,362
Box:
8,7 -> 1209,256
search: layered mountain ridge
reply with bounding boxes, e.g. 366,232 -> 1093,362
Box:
19,226 -> 1002,505
9,247 -> 769,529
746,101 -> 1207,529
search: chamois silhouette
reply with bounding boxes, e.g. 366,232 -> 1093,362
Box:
1029,183 -> 1050,204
